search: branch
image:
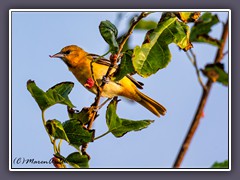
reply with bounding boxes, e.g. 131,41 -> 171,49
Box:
100,12 -> 151,87
173,18 -> 229,168
117,12 -> 151,56
81,12 -> 151,156
89,11 -> 151,129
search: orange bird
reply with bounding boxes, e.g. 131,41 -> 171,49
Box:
50,45 -> 166,117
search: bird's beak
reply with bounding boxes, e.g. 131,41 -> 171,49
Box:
49,52 -> 64,58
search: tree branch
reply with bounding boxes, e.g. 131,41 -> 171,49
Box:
117,12 -> 151,56
81,12 -> 151,156
173,18 -> 229,168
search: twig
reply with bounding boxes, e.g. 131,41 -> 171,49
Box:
117,12 -> 150,56
173,18 -> 229,168
223,50 -> 228,57
186,49 -> 207,90
98,98 -> 111,109
102,11 -> 151,87
81,12 -> 151,156
90,11 -> 151,128
90,50 -> 111,90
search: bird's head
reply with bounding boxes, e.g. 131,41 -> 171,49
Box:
50,45 -> 87,67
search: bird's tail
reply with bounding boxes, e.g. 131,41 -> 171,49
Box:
136,90 -> 166,117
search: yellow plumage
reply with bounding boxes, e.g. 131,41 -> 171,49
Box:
51,45 -> 166,117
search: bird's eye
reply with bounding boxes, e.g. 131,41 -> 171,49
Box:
65,50 -> 71,55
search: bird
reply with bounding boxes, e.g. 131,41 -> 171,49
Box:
50,45 -> 166,117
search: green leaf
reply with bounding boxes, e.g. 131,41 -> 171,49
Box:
190,12 -> 220,46
195,34 -> 221,46
135,20 -> 157,30
45,82 -> 75,108
106,97 -> 154,138
201,63 -> 228,86
66,152 -> 89,168
27,80 -> 52,111
175,12 -> 201,23
99,20 -> 119,53
112,49 -> 135,81
27,80 -> 75,111
211,160 -> 229,168
67,107 -> 93,125
132,12 -> 192,77
62,120 -> 95,148
46,119 -> 69,142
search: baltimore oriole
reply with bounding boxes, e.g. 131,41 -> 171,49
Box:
50,45 -> 166,117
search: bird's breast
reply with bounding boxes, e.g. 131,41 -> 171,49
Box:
68,61 -> 124,98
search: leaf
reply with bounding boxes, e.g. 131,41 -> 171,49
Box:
112,49 -> 135,81
45,82 -> 75,108
135,20 -> 157,30
132,12 -> 192,77
66,152 -> 89,168
211,160 -> 229,168
190,12 -> 220,47
99,20 -> 119,53
106,97 -> 154,138
62,120 -> 95,148
201,63 -> 228,86
27,80 -> 75,111
67,107 -> 94,125
195,34 -> 221,46
77,107 -> 95,125
27,80 -> 52,111
175,12 -> 201,23
45,119 -> 69,142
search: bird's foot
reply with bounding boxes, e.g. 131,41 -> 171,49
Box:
102,76 -> 110,84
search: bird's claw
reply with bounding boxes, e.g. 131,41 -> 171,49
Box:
92,106 -> 99,112
102,76 -> 110,84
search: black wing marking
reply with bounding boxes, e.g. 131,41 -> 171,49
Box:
126,75 -> 144,89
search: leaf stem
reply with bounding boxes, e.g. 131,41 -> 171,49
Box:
41,110 -> 57,154
94,131 -> 111,140
57,139 -> 63,153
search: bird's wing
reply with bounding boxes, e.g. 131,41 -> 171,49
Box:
88,53 -> 114,67
88,53 -> 144,89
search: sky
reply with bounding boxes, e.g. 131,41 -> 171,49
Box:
11,10 -> 229,169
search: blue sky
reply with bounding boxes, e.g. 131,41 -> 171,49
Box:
11,10 -> 229,169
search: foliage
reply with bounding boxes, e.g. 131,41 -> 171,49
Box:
99,20 -> 119,53
106,97 -> 154,137
211,160 -> 229,168
201,63 -> 228,86
190,12 -> 221,47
